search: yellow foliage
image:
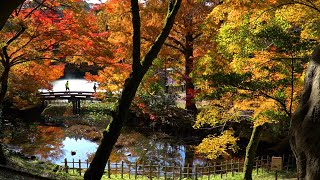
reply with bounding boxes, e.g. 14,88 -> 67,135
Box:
195,129 -> 238,160
194,101 -> 240,129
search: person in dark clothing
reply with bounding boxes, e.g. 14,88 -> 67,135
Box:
93,83 -> 97,92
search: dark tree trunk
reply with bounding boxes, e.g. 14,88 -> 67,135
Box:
0,66 -> 10,103
290,45 -> 320,180
0,0 -> 26,30
0,0 -> 23,165
84,72 -> 143,179
0,65 -> 10,165
84,0 -> 181,179
0,143 -> 6,165
243,125 -> 263,180
184,19 -> 197,113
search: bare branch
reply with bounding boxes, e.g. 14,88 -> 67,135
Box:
24,0 -> 47,19
192,32 -> 202,41
167,35 -> 187,52
164,42 -> 184,53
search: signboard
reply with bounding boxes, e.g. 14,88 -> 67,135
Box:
271,156 -> 283,171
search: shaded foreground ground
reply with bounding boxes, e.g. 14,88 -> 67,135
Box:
0,165 -> 51,180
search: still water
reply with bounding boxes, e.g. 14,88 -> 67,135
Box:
2,124 -> 205,167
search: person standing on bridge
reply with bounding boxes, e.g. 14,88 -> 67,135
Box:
93,83 -> 97,93
65,80 -> 70,92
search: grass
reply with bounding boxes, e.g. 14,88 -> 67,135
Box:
97,170 -> 297,180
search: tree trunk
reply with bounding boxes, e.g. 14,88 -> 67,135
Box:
0,144 -> 6,165
0,0 -> 26,30
0,66 -> 10,165
243,125 -> 263,180
184,23 -> 197,113
0,66 -> 10,103
84,72 -> 143,179
290,44 -> 320,180
84,0 -> 181,179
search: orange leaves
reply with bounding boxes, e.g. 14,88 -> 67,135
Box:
85,63 -> 131,93
10,62 -> 64,107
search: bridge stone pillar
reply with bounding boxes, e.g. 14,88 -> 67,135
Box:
71,99 -> 81,115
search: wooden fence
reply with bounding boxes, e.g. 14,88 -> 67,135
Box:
61,154 -> 295,179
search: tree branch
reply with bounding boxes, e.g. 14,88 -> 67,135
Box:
167,35 -> 186,52
2,25 -> 26,63
24,0 -> 47,19
192,32 -> 202,41
164,42 -> 184,53
239,86 -> 291,117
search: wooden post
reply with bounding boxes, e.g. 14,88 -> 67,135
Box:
149,162 -> 152,180
187,164 -> 189,178
172,166 -> 175,179
261,156 -> 264,173
164,165 -> 167,180
213,162 -> 216,176
220,161 -> 223,179
72,158 -> 75,174
287,154 -> 290,171
179,166 -> 182,180
142,162 -> 145,176
64,158 -> 68,173
231,159 -> 234,176
115,161 -> 118,174
195,165 -> 198,180
158,164 -> 160,180
108,160 -> 111,179
208,166 -> 210,180
121,161 -> 124,179
225,160 -> 228,177
267,155 -> 270,172
79,159 -> 82,176
129,163 -> 131,179
237,159 -> 240,172
86,159 -> 89,169
256,157 -> 259,175
135,162 -> 138,180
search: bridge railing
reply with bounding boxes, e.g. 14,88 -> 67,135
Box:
39,91 -> 95,100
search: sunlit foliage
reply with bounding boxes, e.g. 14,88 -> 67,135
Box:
195,129 -> 238,160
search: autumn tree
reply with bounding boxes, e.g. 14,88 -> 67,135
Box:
194,1 -> 315,179
0,0 -> 112,165
0,0 -> 62,165
84,0 -> 181,179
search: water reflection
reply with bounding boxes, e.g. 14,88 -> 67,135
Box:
3,125 -> 206,167
3,125 -> 65,162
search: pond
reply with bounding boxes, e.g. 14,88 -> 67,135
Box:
2,123 -> 206,167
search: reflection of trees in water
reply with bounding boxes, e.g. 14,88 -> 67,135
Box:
113,133 -> 186,167
3,125 -> 64,161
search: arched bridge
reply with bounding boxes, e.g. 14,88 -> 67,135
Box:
39,91 -> 98,114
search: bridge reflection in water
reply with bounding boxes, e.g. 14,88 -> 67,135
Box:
39,91 -> 97,114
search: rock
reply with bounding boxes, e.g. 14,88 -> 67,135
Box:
71,151 -> 76,156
